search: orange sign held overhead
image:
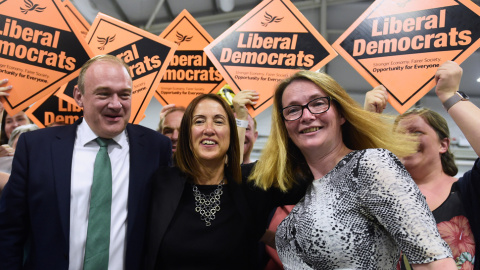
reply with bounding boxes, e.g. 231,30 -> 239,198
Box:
333,0 -> 480,114
204,0 -> 337,117
63,0 -> 89,38
0,0 -> 93,115
156,9 -> 226,108
26,88 -> 83,128
55,0 -> 90,107
86,13 -> 177,124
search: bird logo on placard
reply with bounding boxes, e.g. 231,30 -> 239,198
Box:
20,0 -> 46,14
97,35 -> 116,51
175,31 -> 193,45
261,12 -> 283,27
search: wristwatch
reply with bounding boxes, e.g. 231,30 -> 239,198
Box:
442,91 -> 469,112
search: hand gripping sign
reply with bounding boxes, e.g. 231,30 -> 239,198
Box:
156,9 -> 227,108
0,0 -> 93,116
333,0 -> 480,114
204,0 -> 337,118
85,13 -> 177,124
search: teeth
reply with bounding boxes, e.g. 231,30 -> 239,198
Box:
202,140 -> 216,145
301,127 -> 320,134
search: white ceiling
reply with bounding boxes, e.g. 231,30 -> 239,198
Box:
71,0 -> 480,98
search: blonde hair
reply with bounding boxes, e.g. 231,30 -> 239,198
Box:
249,70 -> 418,191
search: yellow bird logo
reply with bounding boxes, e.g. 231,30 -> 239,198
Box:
20,0 -> 46,14
97,35 -> 116,51
175,31 -> 193,45
261,12 -> 283,27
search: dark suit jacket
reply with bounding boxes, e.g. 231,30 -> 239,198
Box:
143,163 -> 308,269
0,119 -> 172,270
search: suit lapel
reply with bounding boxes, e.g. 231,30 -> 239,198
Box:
52,121 -> 79,248
125,124 -> 149,245
146,167 -> 185,269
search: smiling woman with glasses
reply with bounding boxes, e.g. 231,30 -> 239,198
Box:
248,70 -> 456,269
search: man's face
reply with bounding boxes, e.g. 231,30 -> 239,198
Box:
243,115 -> 258,158
74,61 -> 132,138
162,110 -> 184,153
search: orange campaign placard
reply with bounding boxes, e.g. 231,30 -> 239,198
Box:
332,0 -> 480,114
156,9 -> 226,108
86,13 -> 177,124
26,88 -> 83,128
63,0 -> 89,38
55,0 -> 91,107
204,0 -> 337,117
0,0 -> 93,116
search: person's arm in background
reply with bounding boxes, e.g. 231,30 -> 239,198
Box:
0,79 -> 12,96
435,61 -> 480,156
232,90 -> 258,163
364,85 -> 388,113
0,171 -> 9,193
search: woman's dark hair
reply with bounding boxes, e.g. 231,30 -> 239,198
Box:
1,109 -> 30,145
175,94 -> 241,184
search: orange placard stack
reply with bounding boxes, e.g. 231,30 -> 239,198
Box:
26,88 -> 83,128
25,0 -> 89,128
156,9 -> 226,108
204,0 -> 337,117
0,0 -> 93,115
55,0 -> 91,107
86,13 -> 177,124
333,0 -> 480,114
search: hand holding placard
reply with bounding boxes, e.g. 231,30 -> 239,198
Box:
434,60 -> 463,103
0,79 -> 12,96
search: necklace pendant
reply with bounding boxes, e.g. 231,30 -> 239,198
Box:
192,180 -> 224,226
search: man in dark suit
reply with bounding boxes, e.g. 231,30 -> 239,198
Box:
0,55 -> 172,269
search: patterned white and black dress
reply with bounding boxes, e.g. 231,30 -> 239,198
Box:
276,149 -> 452,269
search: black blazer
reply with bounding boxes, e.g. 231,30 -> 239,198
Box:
0,119 -> 172,270
143,163 -> 308,269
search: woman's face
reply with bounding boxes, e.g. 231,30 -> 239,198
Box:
282,80 -> 345,155
5,111 -> 29,139
190,99 -> 230,164
396,114 -> 447,172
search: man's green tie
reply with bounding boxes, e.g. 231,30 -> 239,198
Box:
84,138 -> 112,270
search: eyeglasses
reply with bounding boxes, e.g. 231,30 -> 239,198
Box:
282,96 -> 332,121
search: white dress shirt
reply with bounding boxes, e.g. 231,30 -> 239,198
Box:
69,120 -> 130,270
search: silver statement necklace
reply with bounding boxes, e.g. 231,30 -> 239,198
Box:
192,179 -> 225,226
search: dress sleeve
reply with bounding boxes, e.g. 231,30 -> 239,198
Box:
356,149 -> 452,264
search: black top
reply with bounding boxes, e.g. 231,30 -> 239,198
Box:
145,162 -> 309,270
157,183 -> 249,270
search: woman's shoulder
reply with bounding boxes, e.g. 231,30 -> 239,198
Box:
241,161 -> 257,179
351,148 -> 400,166
153,166 -> 187,183
348,148 -> 410,185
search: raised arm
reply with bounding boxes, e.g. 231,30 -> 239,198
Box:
232,90 -> 258,163
364,85 -> 388,113
435,61 -> 480,156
